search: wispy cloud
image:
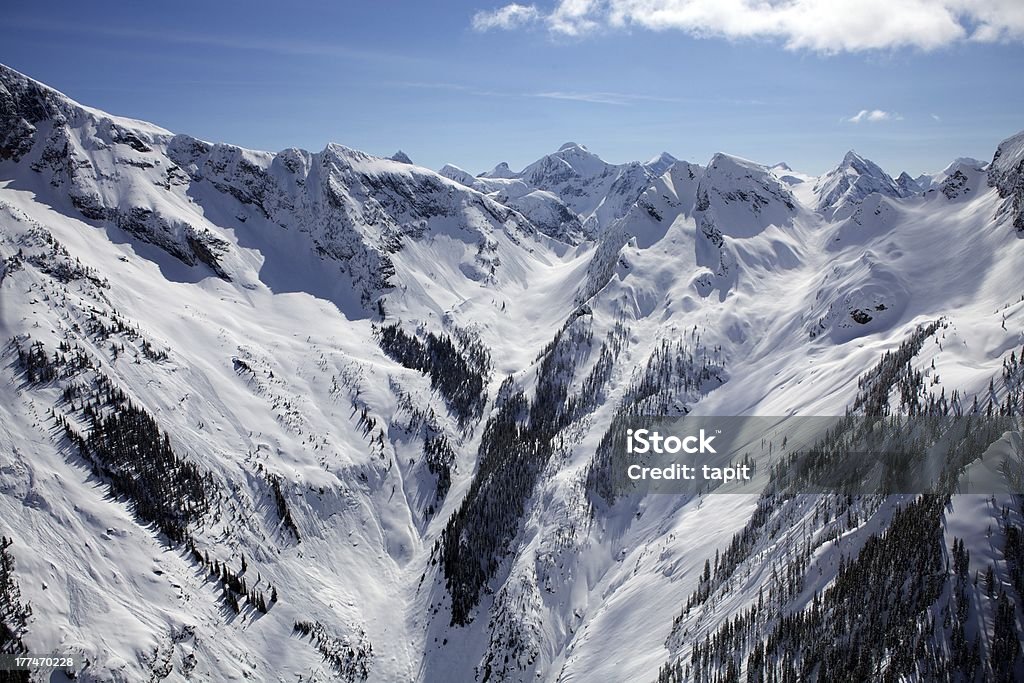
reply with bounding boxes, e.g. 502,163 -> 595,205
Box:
844,109 -> 903,124
533,91 -> 630,105
386,81 -> 477,93
931,113 -> 942,122
379,82 -> 695,106
471,0 -> 1024,53
531,90 -> 689,105
472,3 -> 541,31
4,17 -> 414,65
381,80 -> 515,99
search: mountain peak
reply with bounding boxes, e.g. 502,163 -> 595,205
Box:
645,151 -> 679,175
842,150 -> 866,165
838,150 -> 890,177
438,163 -> 476,187
939,157 -> 986,176
706,152 -> 767,174
389,150 -> 413,164
481,161 -> 517,179
895,171 -> 922,197
521,143 -> 610,188
550,142 -> 602,165
815,150 -> 899,216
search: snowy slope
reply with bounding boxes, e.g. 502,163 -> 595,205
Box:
2,62 -> 1024,683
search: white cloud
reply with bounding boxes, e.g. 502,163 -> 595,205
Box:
931,113 -> 942,122
547,0 -> 603,35
472,0 -> 1024,52
472,3 -> 541,31
845,109 -> 902,123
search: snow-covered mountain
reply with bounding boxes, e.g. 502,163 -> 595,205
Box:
2,63 -> 1024,682
895,170 -> 922,196
813,150 -> 903,219
917,157 -> 989,192
442,142 -> 678,243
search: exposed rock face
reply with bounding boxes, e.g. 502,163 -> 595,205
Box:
989,130 -> 1024,232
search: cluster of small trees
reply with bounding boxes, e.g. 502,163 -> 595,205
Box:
849,319 -> 943,416
140,339 -> 168,362
25,250 -> 106,287
18,229 -> 107,288
438,383 -> 530,625
14,333 -> 216,546
81,401 -> 215,544
439,317 -> 593,624
14,339 -> 58,383
14,337 -> 99,384
267,473 -> 301,542
621,334 -> 725,414
662,496 -> 955,683
14,315 -> 165,387
994,348 -> 1024,417
571,320 -> 628,419
86,308 -> 140,343
376,323 -> 491,426
293,620 -> 373,682
423,432 -> 455,503
389,383 -> 457,510
189,546 -> 274,614
677,495 -> 783,619
0,537 -> 31,679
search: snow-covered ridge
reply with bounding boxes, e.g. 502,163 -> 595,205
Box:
0,63 -> 554,314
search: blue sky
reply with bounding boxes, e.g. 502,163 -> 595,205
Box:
2,0 -> 1023,176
